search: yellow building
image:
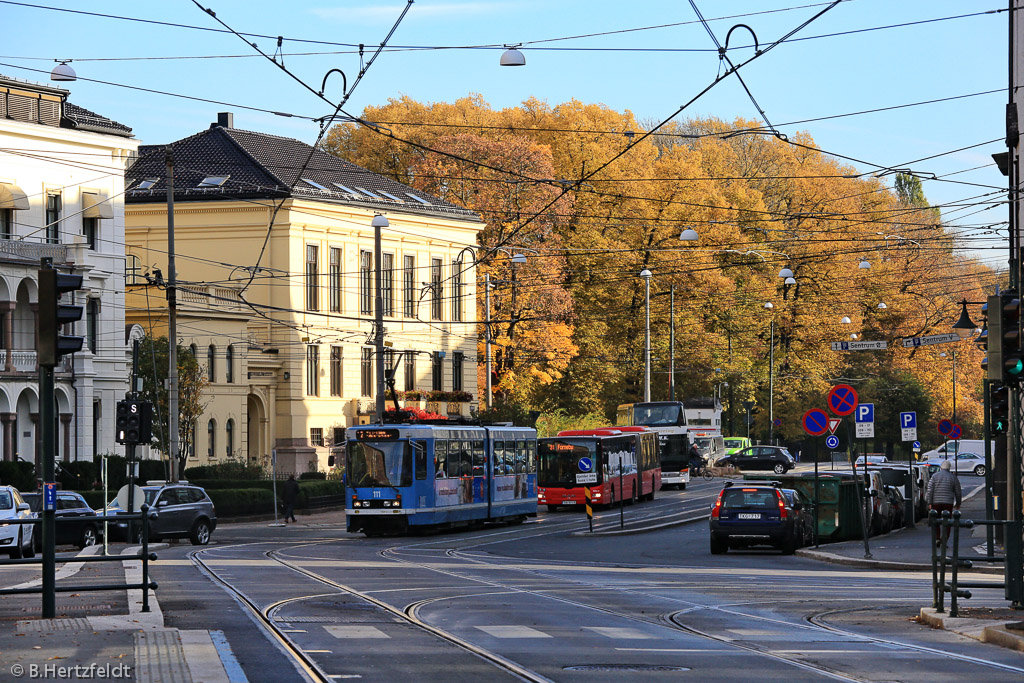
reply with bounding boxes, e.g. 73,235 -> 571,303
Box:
125,114 -> 482,473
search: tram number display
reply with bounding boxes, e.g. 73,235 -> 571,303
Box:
576,472 -> 598,484
355,429 -> 400,441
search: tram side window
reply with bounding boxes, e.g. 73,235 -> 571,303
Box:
515,440 -> 527,474
494,441 -> 504,476
460,441 -> 474,477
446,440 -> 461,479
413,441 -> 427,480
528,440 -> 537,473
503,440 -> 515,475
435,440 -> 448,478
472,440 -> 485,476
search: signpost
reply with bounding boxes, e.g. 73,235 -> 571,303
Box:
901,333 -> 960,348
855,403 -> 875,439
831,340 -> 888,351
900,411 -> 918,442
802,409 -> 830,437
827,384 -> 871,559
825,434 -> 839,449
899,412 -> 918,528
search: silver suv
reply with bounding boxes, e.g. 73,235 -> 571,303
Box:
108,483 -> 216,545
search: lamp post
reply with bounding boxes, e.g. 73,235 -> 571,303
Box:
640,269 -> 652,402
372,213 -> 389,421
764,301 -> 775,445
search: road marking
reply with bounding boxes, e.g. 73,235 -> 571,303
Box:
583,627 -> 651,639
305,650 -> 333,653
729,629 -> 785,636
475,625 -> 552,638
324,625 -> 390,639
280,629 -> 307,633
616,648 -> 730,653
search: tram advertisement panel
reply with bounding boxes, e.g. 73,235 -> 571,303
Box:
493,436 -> 532,501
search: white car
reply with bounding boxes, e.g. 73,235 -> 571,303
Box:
0,486 -> 35,558
926,451 -> 987,476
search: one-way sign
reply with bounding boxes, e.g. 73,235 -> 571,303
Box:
901,333 -> 960,348
831,340 -> 888,351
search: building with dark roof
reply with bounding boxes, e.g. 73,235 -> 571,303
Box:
0,74 -> 138,466
126,113 -> 483,473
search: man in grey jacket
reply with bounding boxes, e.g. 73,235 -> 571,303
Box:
926,460 -> 962,544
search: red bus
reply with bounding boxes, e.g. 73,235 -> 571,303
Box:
537,427 -> 661,511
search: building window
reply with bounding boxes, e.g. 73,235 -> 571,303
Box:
361,348 -> 372,397
452,351 -> 464,392
432,352 -> 443,391
452,260 -> 464,322
305,244 -> 319,311
189,344 -> 197,359
225,345 -> 234,383
207,345 -> 216,382
404,351 -> 416,392
359,250 -> 372,315
431,258 -> 442,320
306,345 -> 320,396
225,419 -> 234,457
45,192 -> 61,244
86,298 -> 99,352
384,349 -> 396,391
382,253 -> 394,317
190,421 -> 198,458
83,216 -> 98,250
329,247 -> 342,312
0,209 -> 11,240
403,255 -> 415,318
207,419 -> 216,458
310,427 -> 324,447
330,346 -> 342,396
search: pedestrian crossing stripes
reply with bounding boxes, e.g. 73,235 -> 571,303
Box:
474,625 -> 654,639
324,625 -> 390,639
475,625 -> 552,638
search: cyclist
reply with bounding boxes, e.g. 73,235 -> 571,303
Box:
688,441 -> 705,478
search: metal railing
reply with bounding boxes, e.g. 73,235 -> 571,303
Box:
929,510 -> 1005,617
0,504 -> 158,613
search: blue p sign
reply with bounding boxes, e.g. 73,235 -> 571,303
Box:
900,412 -> 917,429
855,403 -> 874,423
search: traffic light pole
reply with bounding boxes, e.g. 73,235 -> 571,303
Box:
39,362 -> 55,618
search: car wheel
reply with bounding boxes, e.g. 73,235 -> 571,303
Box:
974,465 -> 986,477
546,505 -> 558,512
710,537 -> 728,555
10,530 -> 24,559
79,525 -> 98,549
23,532 -> 35,558
773,463 -> 786,474
190,519 -> 211,546
781,536 -> 798,555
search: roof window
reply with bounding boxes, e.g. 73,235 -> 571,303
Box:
355,187 -> 382,199
332,183 -> 357,195
405,193 -> 431,205
198,176 -> 229,188
135,178 -> 158,190
378,191 -> 405,202
301,178 -> 329,191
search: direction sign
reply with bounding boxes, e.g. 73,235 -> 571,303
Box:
855,403 -> 874,423
949,424 -> 962,440
827,384 -> 859,416
913,440 -> 922,451
828,418 -> 842,434
900,411 -> 918,442
825,435 -> 840,449
802,409 -> 830,436
831,340 -> 888,351
901,333 -> 960,348
43,482 -> 56,512
578,457 -> 593,473
938,419 -> 953,436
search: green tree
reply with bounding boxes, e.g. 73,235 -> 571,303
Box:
133,335 -> 210,474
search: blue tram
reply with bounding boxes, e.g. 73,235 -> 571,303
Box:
345,423 -> 538,536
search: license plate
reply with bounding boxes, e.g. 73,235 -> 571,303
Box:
737,513 -> 761,520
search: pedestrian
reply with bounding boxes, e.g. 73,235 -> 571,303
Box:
926,460 -> 961,545
283,474 -> 299,524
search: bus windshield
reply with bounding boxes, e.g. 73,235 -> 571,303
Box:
347,441 -> 412,488
538,439 -> 597,486
631,404 -> 683,426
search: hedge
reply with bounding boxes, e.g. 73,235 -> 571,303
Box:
0,462 -> 35,491
205,488 -> 275,517
184,462 -> 264,480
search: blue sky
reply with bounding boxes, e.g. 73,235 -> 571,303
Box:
0,0 -> 1008,264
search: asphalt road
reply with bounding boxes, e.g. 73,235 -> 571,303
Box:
145,478 -> 1021,683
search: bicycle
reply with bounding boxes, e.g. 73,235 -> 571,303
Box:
692,463 -> 715,481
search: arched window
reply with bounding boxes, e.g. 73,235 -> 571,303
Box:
207,419 -> 216,458
225,419 -> 234,457
190,421 -> 197,458
207,345 -> 216,382
225,345 -> 234,383
189,344 -> 197,359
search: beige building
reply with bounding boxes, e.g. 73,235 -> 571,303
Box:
125,114 -> 483,473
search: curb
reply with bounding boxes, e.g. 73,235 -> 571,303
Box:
920,607 -> 1024,652
796,546 -> 1004,574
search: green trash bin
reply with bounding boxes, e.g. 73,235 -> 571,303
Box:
742,472 -> 867,541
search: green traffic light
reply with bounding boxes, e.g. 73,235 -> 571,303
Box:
1010,358 -> 1024,376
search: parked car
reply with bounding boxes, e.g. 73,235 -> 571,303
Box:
884,485 -> 905,530
716,446 -> 795,474
103,483 -> 216,545
22,491 -> 101,551
854,455 -> 888,467
925,451 -> 987,476
709,482 -> 815,554
923,440 -> 992,461
864,464 -> 929,521
860,470 -> 890,534
0,485 -> 35,558
723,437 -> 751,455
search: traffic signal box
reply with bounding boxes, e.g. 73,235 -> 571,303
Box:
115,399 -> 152,446
37,266 -> 84,367
986,292 -> 1023,385
991,383 -> 1009,435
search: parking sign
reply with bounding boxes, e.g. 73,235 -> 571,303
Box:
900,411 -> 917,442
855,403 -> 874,438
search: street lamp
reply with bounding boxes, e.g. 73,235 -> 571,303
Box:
50,60 -> 76,82
679,227 -> 699,241
952,300 -> 977,339
640,269 -> 652,402
764,301 -> 775,445
500,45 -> 526,66
372,213 -> 389,421
858,258 -> 871,269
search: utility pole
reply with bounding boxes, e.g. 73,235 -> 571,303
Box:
669,285 -> 675,402
372,215 -> 388,421
485,273 -> 492,408
166,150 -> 180,482
769,319 -> 775,445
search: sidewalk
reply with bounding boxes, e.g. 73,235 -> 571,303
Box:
796,480 -> 1024,653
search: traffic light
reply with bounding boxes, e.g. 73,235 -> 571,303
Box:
991,383 -> 1009,435
982,296 -> 997,379
37,264 -> 84,367
115,399 -> 153,445
1000,292 -> 1024,384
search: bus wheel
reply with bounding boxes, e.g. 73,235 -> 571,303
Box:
631,483 -> 638,505
546,505 -> 558,512
680,482 -> 687,491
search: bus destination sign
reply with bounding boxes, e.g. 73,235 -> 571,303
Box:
355,429 -> 400,441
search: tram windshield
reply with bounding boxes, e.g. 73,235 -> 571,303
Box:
538,439 -> 597,486
347,441 -> 412,488
631,404 -> 683,426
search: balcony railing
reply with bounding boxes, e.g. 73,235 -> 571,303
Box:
0,350 -> 70,372
0,239 -> 68,264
